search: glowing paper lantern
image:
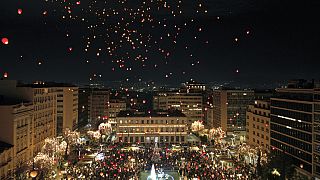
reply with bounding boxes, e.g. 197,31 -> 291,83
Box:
1,38 -> 9,45
18,9 -> 23,15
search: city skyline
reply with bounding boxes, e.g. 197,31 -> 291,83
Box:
0,0 -> 319,85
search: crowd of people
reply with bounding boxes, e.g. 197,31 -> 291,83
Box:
63,142 -> 257,179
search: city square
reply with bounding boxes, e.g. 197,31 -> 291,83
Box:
0,0 -> 319,179
17,123 -> 267,180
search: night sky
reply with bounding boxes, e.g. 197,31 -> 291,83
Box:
0,0 -> 320,86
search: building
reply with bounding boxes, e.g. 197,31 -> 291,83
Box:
270,81 -> 320,178
88,88 -> 110,127
246,100 -> 271,151
0,142 -> 14,179
181,80 -> 206,93
212,89 -> 254,133
78,87 -> 110,129
203,90 -> 214,128
78,88 -> 90,129
205,105 -> 214,128
54,85 -> 79,135
116,110 -> 188,144
0,80 -> 57,153
108,99 -> 126,126
153,92 -> 203,125
0,99 -> 33,177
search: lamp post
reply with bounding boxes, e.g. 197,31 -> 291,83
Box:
210,152 -> 215,165
29,158 -> 38,179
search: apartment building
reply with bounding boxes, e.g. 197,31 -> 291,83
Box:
0,142 -> 13,179
212,89 -> 254,133
0,80 -> 57,154
153,92 -> 203,125
270,80 -> 320,178
246,100 -> 271,151
54,85 -> 79,135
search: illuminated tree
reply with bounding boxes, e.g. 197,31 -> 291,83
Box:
208,127 -> 225,144
191,120 -> 204,132
63,128 -> 80,160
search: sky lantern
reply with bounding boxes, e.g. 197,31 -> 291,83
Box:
3,72 -> 8,78
1,38 -> 9,45
17,9 -> 23,15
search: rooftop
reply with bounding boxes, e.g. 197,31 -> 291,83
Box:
0,141 -> 13,154
117,110 -> 186,117
286,79 -> 320,89
17,81 -> 77,88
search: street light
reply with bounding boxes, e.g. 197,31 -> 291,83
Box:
210,152 -> 214,164
29,170 -> 38,179
29,157 -> 38,179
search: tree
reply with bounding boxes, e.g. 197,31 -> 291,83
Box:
191,120 -> 204,132
63,128 -> 80,160
261,151 -> 295,179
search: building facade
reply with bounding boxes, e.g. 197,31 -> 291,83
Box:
0,80 -> 57,154
116,110 -> 188,144
204,104 -> 214,129
212,89 -> 254,133
246,100 -> 271,151
55,86 -> 79,135
78,88 -> 90,129
88,89 -> 110,127
270,87 -> 320,178
153,92 -> 203,125
108,99 -> 126,126
182,80 -> 206,93
0,142 -> 14,179
0,99 -> 34,178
